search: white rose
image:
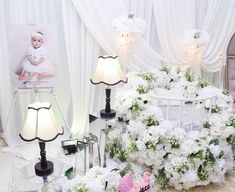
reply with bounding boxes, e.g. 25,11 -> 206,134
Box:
136,139 -> 146,151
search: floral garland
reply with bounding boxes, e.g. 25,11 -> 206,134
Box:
106,65 -> 235,190
54,164 -> 157,192
54,166 -> 121,192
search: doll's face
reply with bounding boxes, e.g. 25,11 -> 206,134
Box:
31,36 -> 43,49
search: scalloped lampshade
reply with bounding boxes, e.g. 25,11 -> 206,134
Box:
20,102 -> 64,142
90,55 -> 127,86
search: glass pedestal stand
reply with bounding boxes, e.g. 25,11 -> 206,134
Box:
10,158 -> 70,192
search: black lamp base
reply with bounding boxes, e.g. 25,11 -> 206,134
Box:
100,109 -> 116,119
35,160 -> 54,177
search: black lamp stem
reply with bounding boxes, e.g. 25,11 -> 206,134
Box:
100,87 -> 116,119
35,141 -> 54,177
105,88 -> 111,113
39,142 -> 47,168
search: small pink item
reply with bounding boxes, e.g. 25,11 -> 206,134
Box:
119,171 -> 151,192
119,172 -> 134,192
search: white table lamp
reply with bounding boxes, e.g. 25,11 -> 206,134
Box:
91,55 -> 127,119
20,102 -> 63,177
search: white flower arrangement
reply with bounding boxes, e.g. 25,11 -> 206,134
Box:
183,29 -> 210,48
60,166 -> 121,192
107,66 -> 235,190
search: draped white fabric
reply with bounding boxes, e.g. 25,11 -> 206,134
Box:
1,0 -> 235,147
153,0 -> 195,63
72,0 -> 162,71
0,1 -> 12,137
61,0 -> 101,136
202,0 -> 235,72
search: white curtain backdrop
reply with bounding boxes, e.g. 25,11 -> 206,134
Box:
202,0 -> 235,72
61,0 -> 101,136
153,0 -> 196,63
124,0 -> 161,53
0,0 -> 12,137
1,0 -> 235,147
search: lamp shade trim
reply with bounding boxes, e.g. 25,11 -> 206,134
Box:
28,105 -> 51,111
98,55 -> 118,59
19,128 -> 64,142
90,78 -> 128,86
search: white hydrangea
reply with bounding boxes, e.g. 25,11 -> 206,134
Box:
156,71 -> 172,89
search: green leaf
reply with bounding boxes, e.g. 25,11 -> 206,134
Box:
120,163 -> 132,177
188,150 -> 204,160
197,165 -> 209,181
203,121 -> 211,129
226,135 -> 235,145
156,168 -> 169,188
177,163 -> 189,174
222,89 -> 230,96
170,138 -> 180,149
209,138 -> 219,145
143,115 -> 159,126
204,148 -> 215,166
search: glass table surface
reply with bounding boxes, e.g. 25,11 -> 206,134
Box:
10,158 -> 71,192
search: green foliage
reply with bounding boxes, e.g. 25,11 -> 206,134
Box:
138,72 -> 156,82
198,79 -> 209,88
203,121 -> 211,129
197,165 -> 209,181
107,139 -> 127,162
226,135 -> 235,145
209,138 -> 219,145
218,150 -> 224,158
65,167 -> 76,180
156,168 -> 169,188
143,115 -> 159,126
130,101 -> 143,117
184,69 -> 194,82
145,141 -> 156,151
76,187 -> 89,192
107,139 -> 120,158
160,65 -> 170,74
226,116 -> 235,128
170,138 -> 180,149
177,163 -> 189,174
211,105 -> 221,113
204,148 -> 215,166
222,89 -> 230,96
120,163 -> 132,177
188,150 -> 204,160
176,67 -> 181,74
128,13 -> 135,19
137,86 -> 150,94
105,125 -> 113,135
128,137 -> 138,152
193,32 -> 200,39
117,150 -> 128,162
